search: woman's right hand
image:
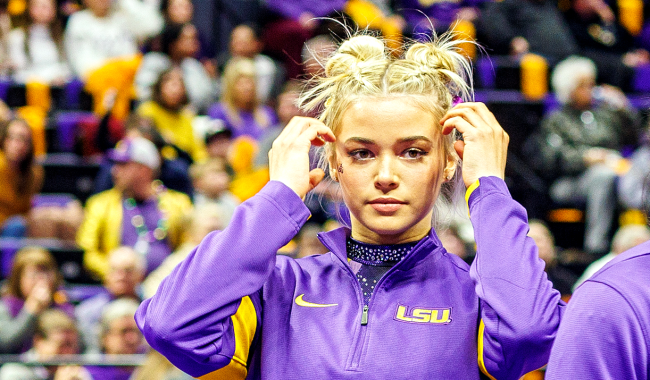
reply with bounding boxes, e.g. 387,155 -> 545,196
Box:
269,116 -> 335,199
23,279 -> 52,315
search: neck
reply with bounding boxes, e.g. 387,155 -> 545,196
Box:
124,184 -> 155,202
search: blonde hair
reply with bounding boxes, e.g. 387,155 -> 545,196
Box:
221,58 -> 270,128
300,31 -> 474,225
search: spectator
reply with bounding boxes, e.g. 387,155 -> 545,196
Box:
398,0 -> 485,38
0,309 -> 91,380
136,22 -> 217,112
142,204 -> 223,298
301,34 -> 337,79
294,223 -> 328,259
76,246 -> 145,354
158,0 -> 212,59
260,0 -> 345,78
573,224 -> 650,290
6,0 -> 71,84
207,58 -> 278,140
0,247 -> 73,354
527,219 -> 578,300
0,118 -> 43,238
218,23 -> 284,104
130,349 -> 194,380
190,158 -> 239,225
76,137 -> 192,280
137,67 -> 207,163
64,0 -> 163,78
203,121 -> 234,173
538,56 -> 640,255
619,120 -> 650,211
477,0 -> 579,63
93,114 -> 194,198
255,80 -> 304,167
563,0 -> 649,90
84,298 -> 144,380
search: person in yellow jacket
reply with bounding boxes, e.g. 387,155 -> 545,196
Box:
77,137 -> 192,281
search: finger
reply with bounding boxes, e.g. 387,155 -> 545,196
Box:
308,168 -> 326,191
441,116 -> 474,136
440,102 -> 494,130
453,140 -> 465,160
281,116 -> 328,143
440,107 -> 488,135
299,124 -> 336,147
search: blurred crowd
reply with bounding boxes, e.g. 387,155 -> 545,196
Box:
0,0 -> 648,378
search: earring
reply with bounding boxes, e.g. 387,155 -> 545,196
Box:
337,164 -> 343,174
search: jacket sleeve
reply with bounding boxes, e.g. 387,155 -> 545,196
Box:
135,181 -> 310,378
76,194 -> 111,281
0,302 -> 37,354
467,177 -> 565,380
545,281 -> 646,380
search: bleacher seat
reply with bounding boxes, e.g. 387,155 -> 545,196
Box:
41,153 -> 101,204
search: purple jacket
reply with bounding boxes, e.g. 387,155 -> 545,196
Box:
136,177 -> 564,379
207,102 -> 278,141
546,239 -> 650,379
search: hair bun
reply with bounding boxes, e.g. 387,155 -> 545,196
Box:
405,43 -> 458,74
326,35 -> 386,77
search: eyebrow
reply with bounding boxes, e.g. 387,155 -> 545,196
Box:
344,136 -> 433,144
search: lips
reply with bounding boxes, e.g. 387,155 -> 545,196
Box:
368,198 -> 406,213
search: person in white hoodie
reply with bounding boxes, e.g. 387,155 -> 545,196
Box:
7,0 -> 71,84
64,0 -> 163,78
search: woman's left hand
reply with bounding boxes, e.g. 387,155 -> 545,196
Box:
440,102 -> 509,188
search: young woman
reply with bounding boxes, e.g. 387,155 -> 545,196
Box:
0,247 -> 73,354
7,0 -> 71,84
0,118 -> 43,237
136,22 -> 217,112
207,58 -> 278,140
136,32 -> 564,379
137,67 -> 206,163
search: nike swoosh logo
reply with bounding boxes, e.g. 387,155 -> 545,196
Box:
295,294 -> 338,308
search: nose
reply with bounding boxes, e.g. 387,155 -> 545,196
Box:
374,155 -> 398,192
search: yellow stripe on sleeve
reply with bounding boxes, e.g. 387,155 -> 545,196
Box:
477,319 -> 497,380
198,296 -> 258,380
465,179 -> 480,216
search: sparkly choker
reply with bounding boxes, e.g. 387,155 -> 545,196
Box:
346,238 -> 419,266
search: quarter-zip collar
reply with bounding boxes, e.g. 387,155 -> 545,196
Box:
317,226 -> 445,271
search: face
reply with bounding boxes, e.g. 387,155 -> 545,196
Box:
105,251 -> 143,297
233,76 -> 256,106
102,316 -> 143,355
167,0 -> 193,23
571,74 -> 595,110
332,97 -> 455,244
199,169 -> 230,198
29,0 -> 56,24
160,69 -> 186,109
112,161 -> 147,192
20,264 -> 56,299
84,0 -> 112,17
230,26 -> 260,58
276,91 -> 302,124
527,223 -> 555,265
191,214 -> 223,243
3,121 -> 32,164
35,329 -> 79,358
206,136 -> 232,159
173,24 -> 199,59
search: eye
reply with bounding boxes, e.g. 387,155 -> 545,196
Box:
402,148 -> 428,159
348,149 -> 374,161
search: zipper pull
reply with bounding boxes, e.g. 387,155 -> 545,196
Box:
361,305 -> 369,325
